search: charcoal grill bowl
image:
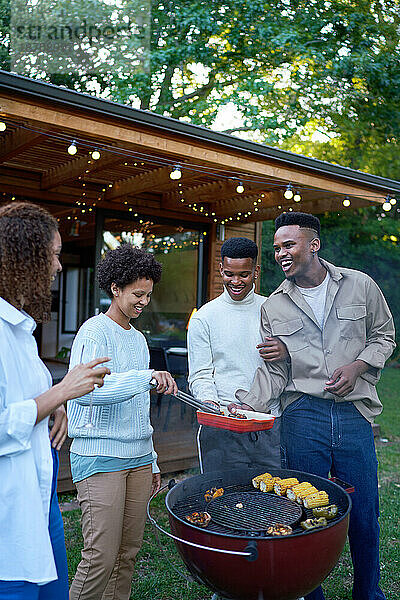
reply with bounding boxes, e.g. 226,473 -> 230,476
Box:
166,468 -> 351,600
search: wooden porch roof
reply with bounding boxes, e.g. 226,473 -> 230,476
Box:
0,71 -> 399,238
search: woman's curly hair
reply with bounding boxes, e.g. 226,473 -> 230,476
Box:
97,244 -> 162,298
0,202 -> 58,322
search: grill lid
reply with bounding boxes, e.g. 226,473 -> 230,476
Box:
207,491 -> 303,532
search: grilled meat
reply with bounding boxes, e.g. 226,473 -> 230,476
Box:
186,511 -> 211,527
267,523 -> 293,536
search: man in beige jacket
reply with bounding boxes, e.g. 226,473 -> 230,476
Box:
236,212 -> 395,600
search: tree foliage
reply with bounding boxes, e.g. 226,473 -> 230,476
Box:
1,0 -> 399,177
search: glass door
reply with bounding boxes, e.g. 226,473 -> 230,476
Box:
99,214 -> 205,345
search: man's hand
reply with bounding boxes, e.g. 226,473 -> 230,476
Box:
202,400 -> 220,410
227,402 -> 255,414
151,371 -> 178,395
325,360 -> 369,397
151,473 -> 161,496
49,405 -> 68,450
257,337 -> 289,362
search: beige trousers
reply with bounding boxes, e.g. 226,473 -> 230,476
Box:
69,464 -> 152,600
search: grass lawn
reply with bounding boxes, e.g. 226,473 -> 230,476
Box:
62,368 -> 400,599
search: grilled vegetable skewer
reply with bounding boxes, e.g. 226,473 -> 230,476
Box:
300,517 -> 328,530
312,504 -> 338,520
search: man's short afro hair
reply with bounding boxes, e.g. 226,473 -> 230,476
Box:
221,237 -> 258,262
97,244 -> 162,299
275,212 -> 321,237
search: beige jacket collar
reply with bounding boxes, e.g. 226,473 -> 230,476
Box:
270,258 -> 343,329
271,258 -> 342,297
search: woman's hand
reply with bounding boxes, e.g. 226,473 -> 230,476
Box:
58,357 -> 111,401
35,358 -> 111,425
151,473 -> 161,496
49,405 -> 68,450
151,371 -> 178,395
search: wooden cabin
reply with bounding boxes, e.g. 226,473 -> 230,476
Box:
0,71 -> 398,490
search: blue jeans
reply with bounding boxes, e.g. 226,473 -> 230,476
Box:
0,448 -> 68,600
281,395 -> 385,600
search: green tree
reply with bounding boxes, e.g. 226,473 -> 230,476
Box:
1,1 -> 398,176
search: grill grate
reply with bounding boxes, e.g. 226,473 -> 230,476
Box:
171,481 -> 348,538
207,491 -> 303,532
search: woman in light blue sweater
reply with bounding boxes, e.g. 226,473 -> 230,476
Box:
68,245 -> 177,600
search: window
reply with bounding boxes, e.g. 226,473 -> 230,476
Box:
100,216 -> 204,343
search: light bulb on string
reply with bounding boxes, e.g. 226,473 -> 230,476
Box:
67,141 -> 78,155
236,180 -> 244,194
0,121 -> 6,132
342,197 -> 351,207
170,165 -> 182,180
284,184 -> 293,200
387,193 -> 397,205
293,191 -> 301,202
382,202 -> 391,212
91,150 -> 101,160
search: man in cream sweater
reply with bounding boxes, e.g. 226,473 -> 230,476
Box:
187,237 -> 286,473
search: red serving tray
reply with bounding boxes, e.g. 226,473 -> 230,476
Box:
197,411 -> 275,433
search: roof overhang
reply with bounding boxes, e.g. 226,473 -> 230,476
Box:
0,70 -> 398,229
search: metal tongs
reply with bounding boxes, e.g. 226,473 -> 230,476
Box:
173,389 -> 222,415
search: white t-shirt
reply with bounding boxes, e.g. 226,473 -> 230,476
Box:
295,272 -> 330,329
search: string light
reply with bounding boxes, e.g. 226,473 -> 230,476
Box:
170,165 -> 182,180
2,119 -> 390,226
67,141 -> 78,155
91,150 -> 101,160
284,184 -> 293,200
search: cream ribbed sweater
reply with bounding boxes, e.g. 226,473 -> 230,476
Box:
187,287 -> 281,415
67,313 -> 158,469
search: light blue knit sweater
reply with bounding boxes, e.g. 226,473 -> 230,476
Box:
67,312 -> 159,472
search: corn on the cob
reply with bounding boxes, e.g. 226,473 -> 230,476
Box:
303,491 -> 329,508
274,478 -> 299,495
252,473 -> 272,489
260,476 -> 280,492
295,485 -> 319,504
287,482 -> 312,501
